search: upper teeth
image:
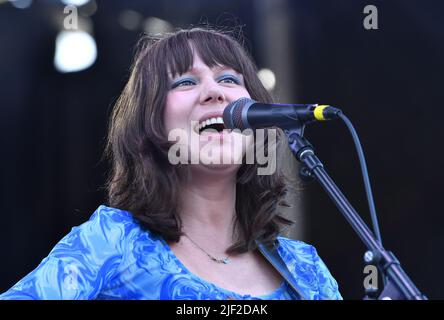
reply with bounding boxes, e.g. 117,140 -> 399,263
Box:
197,117 -> 224,131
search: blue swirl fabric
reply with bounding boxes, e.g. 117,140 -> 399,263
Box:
0,205 -> 342,300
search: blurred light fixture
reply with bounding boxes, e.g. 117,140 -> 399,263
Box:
258,68 -> 276,91
54,31 -> 97,73
143,17 -> 173,35
61,0 -> 90,6
79,0 -> 97,16
8,0 -> 33,9
118,10 -> 142,31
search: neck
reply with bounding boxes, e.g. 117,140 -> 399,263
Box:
179,167 -> 238,248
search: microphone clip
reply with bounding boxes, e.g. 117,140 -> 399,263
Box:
284,128 -> 323,182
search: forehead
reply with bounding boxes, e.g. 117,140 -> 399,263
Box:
162,33 -> 244,78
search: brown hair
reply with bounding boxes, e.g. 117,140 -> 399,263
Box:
105,27 -> 294,254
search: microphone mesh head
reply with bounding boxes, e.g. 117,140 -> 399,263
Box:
223,97 -> 255,130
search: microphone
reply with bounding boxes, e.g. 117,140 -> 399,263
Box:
223,97 -> 342,130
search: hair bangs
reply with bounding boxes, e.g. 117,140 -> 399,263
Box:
163,33 -> 195,78
188,30 -> 245,74
163,29 -> 245,78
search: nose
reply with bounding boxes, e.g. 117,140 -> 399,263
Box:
199,79 -> 226,105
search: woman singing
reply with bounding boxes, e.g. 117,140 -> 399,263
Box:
0,27 -> 341,300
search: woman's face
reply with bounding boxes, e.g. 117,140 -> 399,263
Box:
164,50 -> 253,172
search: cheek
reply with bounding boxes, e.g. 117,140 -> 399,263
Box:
164,93 -> 191,133
235,87 -> 251,99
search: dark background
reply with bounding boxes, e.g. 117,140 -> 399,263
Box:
0,0 -> 442,299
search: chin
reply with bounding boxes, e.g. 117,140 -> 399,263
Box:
191,162 -> 242,175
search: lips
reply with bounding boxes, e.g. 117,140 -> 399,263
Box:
198,116 -> 224,132
193,111 -> 227,134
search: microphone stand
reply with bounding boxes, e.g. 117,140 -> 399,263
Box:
284,127 -> 427,300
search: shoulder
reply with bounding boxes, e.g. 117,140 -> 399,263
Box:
276,236 -> 330,272
52,205 -> 146,256
276,236 -> 342,300
84,205 -> 137,232
86,204 -> 135,225
70,205 -> 139,238
276,236 -> 315,259
78,205 -> 165,255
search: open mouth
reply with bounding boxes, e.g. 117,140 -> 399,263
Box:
197,117 -> 226,134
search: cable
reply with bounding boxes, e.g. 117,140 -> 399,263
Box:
337,113 -> 383,245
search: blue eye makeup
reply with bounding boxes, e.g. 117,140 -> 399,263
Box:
170,77 -> 197,89
169,73 -> 243,89
217,74 -> 242,84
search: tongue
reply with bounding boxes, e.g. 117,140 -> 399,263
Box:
200,123 -> 225,134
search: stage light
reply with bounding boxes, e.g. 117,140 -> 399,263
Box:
54,31 -> 97,73
8,0 -> 32,9
61,0 -> 90,6
79,0 -> 96,16
143,17 -> 173,35
258,68 -> 276,91
118,10 -> 142,31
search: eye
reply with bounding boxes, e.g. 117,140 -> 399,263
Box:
218,75 -> 241,85
171,78 -> 197,89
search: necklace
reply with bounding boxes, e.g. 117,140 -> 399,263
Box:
184,234 -> 231,264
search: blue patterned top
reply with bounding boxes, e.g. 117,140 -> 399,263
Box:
0,205 -> 342,300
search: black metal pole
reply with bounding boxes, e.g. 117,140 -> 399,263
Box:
285,129 -> 426,300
